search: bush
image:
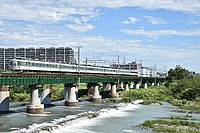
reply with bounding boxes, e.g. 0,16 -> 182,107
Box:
169,77 -> 200,100
51,84 -> 64,101
10,93 -> 30,102
121,97 -> 132,103
181,88 -> 200,101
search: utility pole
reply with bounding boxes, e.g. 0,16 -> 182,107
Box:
164,66 -> 167,77
55,47 -> 56,62
115,55 -> 120,84
77,45 -> 82,89
3,48 -> 5,70
155,64 -> 157,77
64,47 -> 65,63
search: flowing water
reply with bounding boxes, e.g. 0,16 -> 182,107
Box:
0,100 -> 199,133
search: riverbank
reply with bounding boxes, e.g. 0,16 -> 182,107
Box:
119,85 -> 200,132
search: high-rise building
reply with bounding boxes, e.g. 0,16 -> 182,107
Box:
0,47 -> 74,71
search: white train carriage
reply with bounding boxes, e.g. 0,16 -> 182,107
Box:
10,58 -> 138,76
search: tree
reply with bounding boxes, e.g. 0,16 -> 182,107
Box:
166,65 -> 191,83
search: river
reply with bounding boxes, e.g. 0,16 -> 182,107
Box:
0,100 -> 199,133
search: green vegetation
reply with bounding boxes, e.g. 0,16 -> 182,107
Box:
10,85 -> 30,102
141,119 -> 200,133
121,85 -> 167,105
51,84 -> 64,101
133,65 -> 200,132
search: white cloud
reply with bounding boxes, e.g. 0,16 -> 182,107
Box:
122,17 -> 138,24
144,16 -> 168,25
121,29 -> 200,38
0,20 -> 3,26
190,20 -> 200,25
57,0 -> 200,14
0,0 -> 199,25
0,1 -> 100,23
65,23 -> 95,32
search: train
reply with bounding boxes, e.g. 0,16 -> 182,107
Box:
9,58 -> 138,76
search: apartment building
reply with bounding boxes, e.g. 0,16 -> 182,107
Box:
0,47 -> 74,70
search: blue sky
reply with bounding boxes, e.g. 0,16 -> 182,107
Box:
0,0 -> 200,72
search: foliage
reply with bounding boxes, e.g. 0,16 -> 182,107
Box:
169,77 -> 200,100
141,119 -> 200,133
122,86 -> 167,102
10,85 -> 31,102
10,85 -> 30,94
50,84 -> 64,101
166,65 -> 191,83
10,93 -> 30,102
121,97 -> 132,103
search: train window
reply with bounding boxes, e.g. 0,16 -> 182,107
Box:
11,61 -> 16,66
80,66 -> 84,70
19,61 -> 26,66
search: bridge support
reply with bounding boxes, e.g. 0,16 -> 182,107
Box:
117,82 -> 124,89
103,83 -> 111,91
88,83 -> 102,103
136,83 -> 140,89
27,85 -> 44,114
41,84 -> 51,105
124,83 -> 129,91
152,82 -> 155,86
111,82 -> 118,98
0,85 -> 10,112
64,83 -> 78,106
130,82 -> 134,89
157,82 -> 160,86
144,83 -> 148,89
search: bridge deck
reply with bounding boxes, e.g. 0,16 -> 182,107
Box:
0,73 -> 165,85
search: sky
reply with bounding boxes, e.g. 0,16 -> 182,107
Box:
0,0 -> 200,73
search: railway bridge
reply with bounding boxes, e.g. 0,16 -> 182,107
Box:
0,73 -> 165,114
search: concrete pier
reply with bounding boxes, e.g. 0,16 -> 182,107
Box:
136,83 -> 140,89
117,82 -> 124,89
64,83 -> 78,106
0,85 -> 10,112
130,82 -> 134,89
111,82 -> 118,98
102,83 -> 111,91
124,83 -> 129,91
91,83 -> 102,103
27,85 -> 44,114
41,84 -> 51,105
144,83 -> 148,89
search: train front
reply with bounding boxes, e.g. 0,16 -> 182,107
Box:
9,59 -> 18,71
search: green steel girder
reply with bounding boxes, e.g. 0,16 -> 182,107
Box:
141,77 -> 165,83
38,77 -> 75,84
98,78 -> 118,83
120,78 -> 141,83
0,75 -> 165,86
